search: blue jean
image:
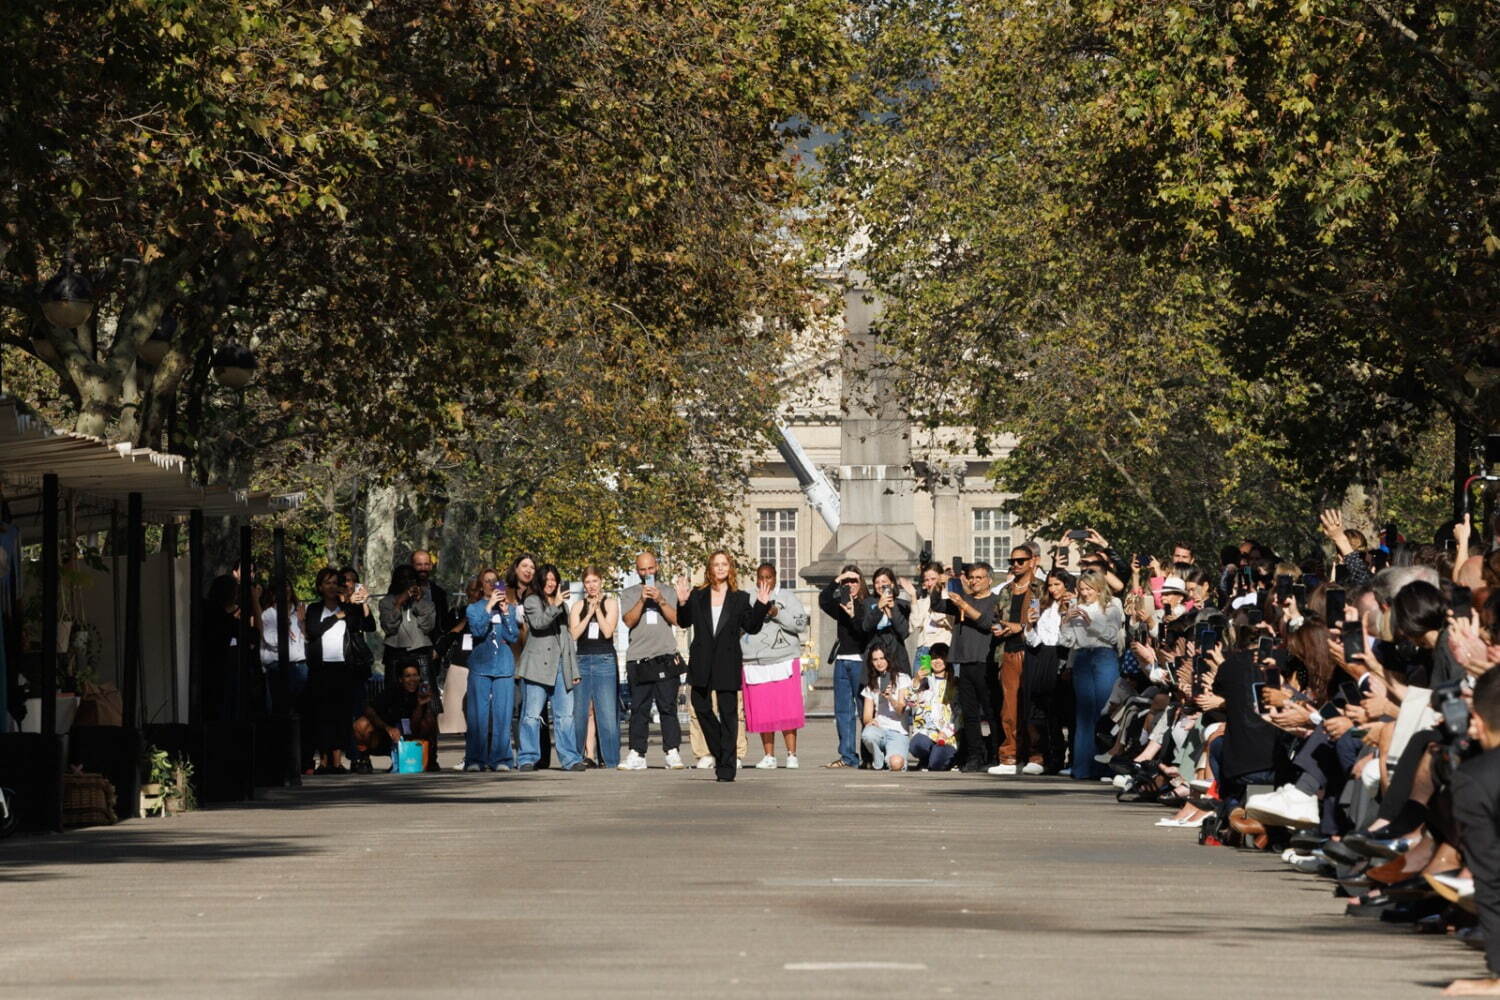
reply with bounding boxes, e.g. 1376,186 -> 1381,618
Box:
833,657 -> 864,766
860,724 -> 911,770
573,653 -> 621,768
520,674 -> 580,768
264,660 -> 308,715
909,732 -> 956,771
466,671 -> 516,769
1070,646 -> 1118,780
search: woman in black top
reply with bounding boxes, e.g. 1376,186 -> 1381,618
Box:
863,566 -> 912,675
819,564 -> 875,768
305,566 -> 376,773
674,550 -> 771,782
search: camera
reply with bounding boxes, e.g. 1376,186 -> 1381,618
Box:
836,583 -> 852,604
1432,684 -> 1472,744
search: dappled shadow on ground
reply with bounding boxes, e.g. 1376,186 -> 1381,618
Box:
0,828 -> 315,882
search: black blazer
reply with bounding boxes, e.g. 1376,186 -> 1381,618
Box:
679,587 -> 770,690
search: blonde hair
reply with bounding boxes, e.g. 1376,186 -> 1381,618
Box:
697,549 -> 739,589
1075,570 -> 1111,610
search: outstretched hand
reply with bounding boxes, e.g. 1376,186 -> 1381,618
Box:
675,576 -> 691,604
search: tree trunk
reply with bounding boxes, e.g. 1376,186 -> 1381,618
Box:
363,483 -> 398,596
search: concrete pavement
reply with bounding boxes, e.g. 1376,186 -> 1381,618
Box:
0,719 -> 1478,998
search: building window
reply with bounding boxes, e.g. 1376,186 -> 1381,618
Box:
757,508 -> 798,584
971,508 -> 1013,566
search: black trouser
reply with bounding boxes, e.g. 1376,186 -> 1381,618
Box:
954,661 -> 994,768
629,676 -> 681,754
691,686 -> 739,781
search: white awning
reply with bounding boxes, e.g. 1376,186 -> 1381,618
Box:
0,397 -> 298,522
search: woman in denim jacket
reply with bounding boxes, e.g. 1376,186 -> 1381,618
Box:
464,567 -> 521,771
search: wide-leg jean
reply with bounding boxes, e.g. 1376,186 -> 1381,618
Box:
832,656 -> 864,767
1070,646 -> 1118,780
466,670 -> 516,769
520,673 -> 580,769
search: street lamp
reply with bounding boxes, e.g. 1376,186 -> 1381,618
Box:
138,313 -> 175,367
39,257 -> 95,330
211,344 -> 256,388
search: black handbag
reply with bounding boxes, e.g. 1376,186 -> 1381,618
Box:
342,610 -> 375,670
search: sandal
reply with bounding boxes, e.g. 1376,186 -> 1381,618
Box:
824,759 -> 850,768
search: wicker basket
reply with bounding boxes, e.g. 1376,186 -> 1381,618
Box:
62,773 -> 118,828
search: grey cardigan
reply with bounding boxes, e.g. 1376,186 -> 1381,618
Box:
740,587 -> 810,665
517,595 -> 580,687
378,594 -> 436,650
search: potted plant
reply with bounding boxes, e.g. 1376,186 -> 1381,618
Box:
140,746 -> 171,816
162,755 -> 195,815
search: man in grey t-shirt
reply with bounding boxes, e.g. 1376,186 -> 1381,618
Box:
617,551 -> 685,770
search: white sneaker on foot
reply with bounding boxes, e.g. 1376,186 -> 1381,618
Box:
617,751 -> 648,771
664,748 -> 685,770
1093,752 -> 1113,764
1245,784 -> 1320,828
987,763 -> 1018,775
785,754 -> 799,769
754,754 -> 777,769
736,759 -> 744,769
1022,762 -> 1045,775
696,756 -> 716,770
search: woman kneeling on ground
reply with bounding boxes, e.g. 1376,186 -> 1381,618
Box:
860,645 -> 912,771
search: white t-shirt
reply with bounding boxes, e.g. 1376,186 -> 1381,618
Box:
259,607 -> 307,665
861,672 -> 912,734
319,606 -> 347,663
710,601 -> 723,634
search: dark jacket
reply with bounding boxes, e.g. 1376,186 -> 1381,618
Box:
305,600 -> 376,672
861,596 -> 911,674
819,581 -> 876,663
1454,747 -> 1500,976
679,587 -> 770,690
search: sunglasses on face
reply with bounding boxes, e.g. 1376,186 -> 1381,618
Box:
1009,556 -> 1031,564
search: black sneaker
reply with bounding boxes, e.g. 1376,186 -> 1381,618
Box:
566,762 -> 586,772
351,758 -> 373,775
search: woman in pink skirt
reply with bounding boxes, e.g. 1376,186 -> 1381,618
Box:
741,562 -> 810,768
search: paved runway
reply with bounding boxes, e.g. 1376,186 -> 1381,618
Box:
0,720 -> 1479,997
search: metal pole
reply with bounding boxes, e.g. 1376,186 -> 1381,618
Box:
238,523 -> 253,722
164,523 -> 180,723
189,508 -> 204,725
40,473 -> 61,832
122,492 -> 143,729
273,526 -> 299,786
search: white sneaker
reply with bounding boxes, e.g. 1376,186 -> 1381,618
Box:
664,748 -> 685,770
785,754 -> 799,769
1021,762 -> 1044,775
1093,752 -> 1113,764
1112,774 -> 1132,788
617,751 -> 648,771
1099,776 -> 1116,784
1245,785 -> 1320,829
696,756 -> 716,770
987,763 -> 1018,776
754,754 -> 778,770
736,759 -> 744,769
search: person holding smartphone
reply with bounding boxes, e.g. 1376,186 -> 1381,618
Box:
938,561 -> 1002,771
991,543 -> 1046,775
305,566 -> 376,774
819,565 -> 876,768
351,662 -> 438,773
517,564 -> 583,772
618,551 -> 686,770
569,566 -> 621,769
1059,570 -> 1124,780
462,567 -> 521,771
863,567 -> 912,675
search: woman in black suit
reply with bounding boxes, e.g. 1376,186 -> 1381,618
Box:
675,550 -> 773,782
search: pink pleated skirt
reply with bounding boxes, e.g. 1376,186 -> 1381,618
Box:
743,658 -> 805,733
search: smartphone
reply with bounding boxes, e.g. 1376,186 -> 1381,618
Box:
1275,575 -> 1292,600
1324,586 -> 1346,629
1262,665 -> 1281,687
1332,562 -> 1346,585
644,573 -> 656,587
1453,585 -> 1474,621
1195,624 -> 1219,650
951,554 -> 965,580
1341,627 -> 1364,662
1246,606 -> 1264,626
1250,681 -> 1268,710
1257,636 -> 1275,660
1317,701 -> 1343,720
1291,582 -> 1307,606
1065,530 -> 1089,541
1339,681 -> 1362,705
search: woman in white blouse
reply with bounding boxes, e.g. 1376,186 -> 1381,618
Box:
259,576 -> 307,715
1021,569 -> 1076,774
